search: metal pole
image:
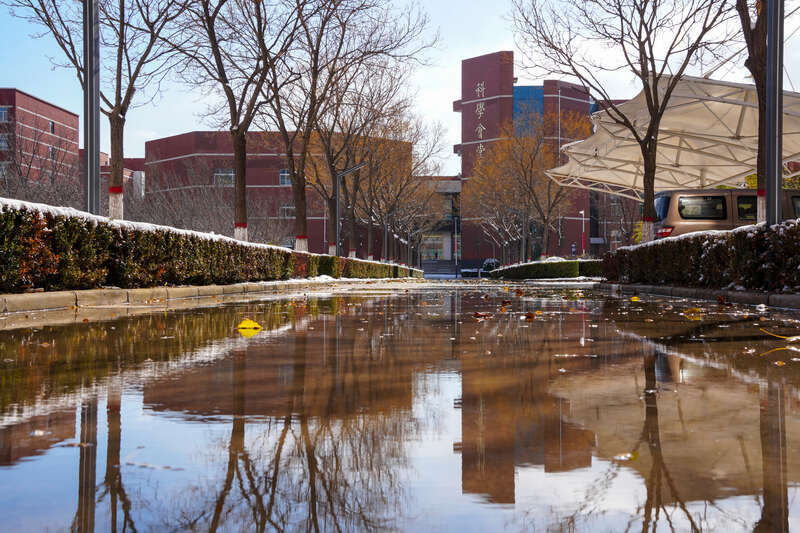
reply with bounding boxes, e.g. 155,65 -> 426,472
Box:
334,172 -> 341,256
83,0 -> 100,215
765,0 -> 784,226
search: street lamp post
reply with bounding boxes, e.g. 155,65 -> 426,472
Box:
579,209 -> 586,256
765,0 -> 784,225
334,162 -> 367,257
83,0 -> 100,214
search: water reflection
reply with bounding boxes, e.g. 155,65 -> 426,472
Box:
0,290 -> 798,531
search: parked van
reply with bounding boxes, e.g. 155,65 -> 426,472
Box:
653,189 -> 800,239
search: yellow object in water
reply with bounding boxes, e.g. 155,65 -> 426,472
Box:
630,296 -> 640,302
237,318 -> 262,338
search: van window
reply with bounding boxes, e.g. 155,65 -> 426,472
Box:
793,197 -> 800,218
677,196 -> 726,220
654,196 -> 670,221
737,196 -> 756,221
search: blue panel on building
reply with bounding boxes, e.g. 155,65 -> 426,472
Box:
513,86 -> 544,118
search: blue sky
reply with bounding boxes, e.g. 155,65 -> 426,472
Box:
1,1 -> 533,174
2,2 -> 796,175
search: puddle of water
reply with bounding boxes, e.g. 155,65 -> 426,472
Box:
0,288 -> 799,531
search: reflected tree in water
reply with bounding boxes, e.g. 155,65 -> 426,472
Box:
159,311 -> 415,532
96,384 -> 137,533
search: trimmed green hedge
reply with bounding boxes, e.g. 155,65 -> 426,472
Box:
603,222 -> 800,291
578,260 -> 604,277
0,199 -> 422,293
490,259 -> 603,280
491,260 -> 578,279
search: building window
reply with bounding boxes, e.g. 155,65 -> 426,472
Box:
279,168 -> 291,186
213,169 -> 235,187
49,120 -> 55,134
0,162 -> 8,179
609,196 -> 623,218
0,134 -> 9,150
49,146 -> 56,160
279,204 -> 295,219
0,107 -> 9,123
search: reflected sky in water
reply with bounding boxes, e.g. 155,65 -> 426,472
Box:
0,287 -> 799,532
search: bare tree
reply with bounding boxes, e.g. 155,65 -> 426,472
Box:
170,0 -> 297,242
308,60 -> 413,255
5,0 -> 187,218
260,0 -> 433,252
513,0 -> 732,241
471,109 -> 589,259
358,114 -> 444,261
127,158 -> 294,242
0,115 -> 82,207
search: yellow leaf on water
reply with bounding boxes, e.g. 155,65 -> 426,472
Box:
630,296 -> 640,302
683,307 -> 703,321
237,319 -> 262,338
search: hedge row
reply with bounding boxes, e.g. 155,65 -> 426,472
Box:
602,221 -> 800,291
490,259 -> 603,280
0,199 -> 422,293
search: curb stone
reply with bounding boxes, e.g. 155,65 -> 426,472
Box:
0,278 -> 427,315
3,291 -> 77,313
600,283 -> 794,309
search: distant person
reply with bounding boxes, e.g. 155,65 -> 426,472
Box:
571,242 -> 577,257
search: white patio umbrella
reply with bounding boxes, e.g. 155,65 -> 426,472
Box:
547,76 -> 800,201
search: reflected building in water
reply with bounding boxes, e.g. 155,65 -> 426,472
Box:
456,351 -> 595,504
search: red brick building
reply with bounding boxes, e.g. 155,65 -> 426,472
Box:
446,52 -> 640,268
0,88 -> 80,186
144,131 -> 401,257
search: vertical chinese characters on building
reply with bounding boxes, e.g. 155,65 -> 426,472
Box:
475,82 -> 486,156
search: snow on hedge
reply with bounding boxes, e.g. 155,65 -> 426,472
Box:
0,196 -> 422,275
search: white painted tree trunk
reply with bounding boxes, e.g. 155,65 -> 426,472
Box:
234,226 -> 248,242
641,220 -> 654,243
758,195 -> 766,224
328,243 -> 337,255
348,250 -> 356,258
108,192 -> 123,220
295,236 -> 308,252
367,254 -> 373,261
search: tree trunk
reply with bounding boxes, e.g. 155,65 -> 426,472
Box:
641,143 -> 658,243
232,132 -> 248,241
326,197 -> 337,255
292,174 -> 308,251
108,114 -> 125,220
520,213 -> 529,262
367,222 -> 373,260
382,221 -> 388,260
347,203 -> 356,258
737,2 -> 768,223
542,219 -> 550,257
756,81 -> 768,223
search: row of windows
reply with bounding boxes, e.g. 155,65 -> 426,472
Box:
0,107 -> 57,134
213,168 -> 292,187
0,133 -> 58,159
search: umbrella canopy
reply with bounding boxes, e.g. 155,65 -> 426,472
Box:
547,76 -> 800,201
